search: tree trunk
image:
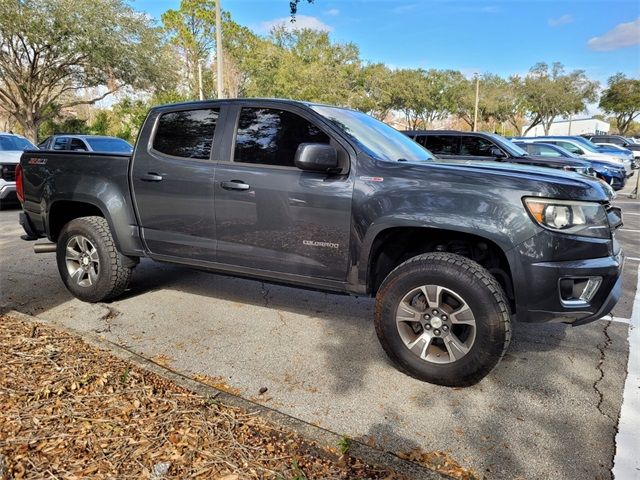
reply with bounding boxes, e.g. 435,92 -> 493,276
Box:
17,117 -> 40,144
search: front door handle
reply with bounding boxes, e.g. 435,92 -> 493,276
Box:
140,172 -> 164,182
221,180 -> 250,191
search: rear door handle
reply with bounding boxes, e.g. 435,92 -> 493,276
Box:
140,172 -> 164,182
221,180 -> 250,191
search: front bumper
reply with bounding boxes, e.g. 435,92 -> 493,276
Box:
0,182 -> 16,200
510,233 -> 623,325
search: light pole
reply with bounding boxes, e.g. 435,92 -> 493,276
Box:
198,59 -> 203,100
473,73 -> 480,132
215,0 -> 224,99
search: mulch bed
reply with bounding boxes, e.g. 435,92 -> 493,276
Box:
0,315 -> 399,479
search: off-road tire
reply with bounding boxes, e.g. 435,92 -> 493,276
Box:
56,216 -> 132,302
375,252 -> 511,387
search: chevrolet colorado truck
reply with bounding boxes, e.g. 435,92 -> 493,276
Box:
17,99 -> 624,386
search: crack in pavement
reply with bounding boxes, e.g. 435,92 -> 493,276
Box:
94,304 -> 122,334
593,320 -> 614,422
260,282 -> 270,308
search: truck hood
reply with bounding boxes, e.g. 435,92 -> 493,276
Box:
409,158 -> 614,202
0,151 -> 23,164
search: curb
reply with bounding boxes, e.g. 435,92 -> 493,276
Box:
6,309 -> 446,480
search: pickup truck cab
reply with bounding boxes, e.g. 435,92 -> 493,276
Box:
17,99 -> 624,387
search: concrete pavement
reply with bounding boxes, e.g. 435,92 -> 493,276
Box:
1,189 -> 638,479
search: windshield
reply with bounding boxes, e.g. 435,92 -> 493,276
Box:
484,133 -> 529,157
85,137 -> 133,153
310,105 -> 434,162
0,135 -> 36,151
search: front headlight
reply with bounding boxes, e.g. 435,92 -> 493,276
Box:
523,197 -> 610,238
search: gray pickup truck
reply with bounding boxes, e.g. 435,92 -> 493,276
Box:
17,99 -> 624,386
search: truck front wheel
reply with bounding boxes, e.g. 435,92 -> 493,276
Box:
375,252 -> 511,387
56,216 -> 133,302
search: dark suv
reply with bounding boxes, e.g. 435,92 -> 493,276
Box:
404,130 -> 594,174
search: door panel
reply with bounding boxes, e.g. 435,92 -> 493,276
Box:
214,106 -> 353,280
131,107 -> 220,261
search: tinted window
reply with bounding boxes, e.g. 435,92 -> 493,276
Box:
70,138 -> 88,151
85,137 -> 133,153
422,135 -> 459,155
0,135 -> 36,151
53,137 -> 68,150
530,144 -> 562,157
556,141 -> 583,155
153,108 -> 219,159
234,107 -> 329,167
460,136 -> 496,156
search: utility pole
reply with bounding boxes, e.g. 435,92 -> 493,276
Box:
215,0 -> 224,99
198,60 -> 203,100
473,74 -> 480,132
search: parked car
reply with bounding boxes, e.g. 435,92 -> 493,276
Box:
592,143 -> 639,168
0,132 -> 37,207
582,134 -> 640,159
511,136 -> 633,176
403,130 -> 594,175
513,141 -> 627,190
17,99 -> 623,387
38,135 -> 133,153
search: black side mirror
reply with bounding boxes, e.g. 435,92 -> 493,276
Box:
490,146 -> 506,158
295,143 -> 339,172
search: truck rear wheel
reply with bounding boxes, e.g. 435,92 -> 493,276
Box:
56,216 -> 132,302
375,252 -> 511,387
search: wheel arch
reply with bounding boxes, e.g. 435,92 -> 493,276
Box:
364,225 -> 515,311
46,196 -> 144,257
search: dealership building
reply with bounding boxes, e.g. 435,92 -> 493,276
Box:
521,117 -> 610,137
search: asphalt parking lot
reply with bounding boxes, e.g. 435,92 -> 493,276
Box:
1,184 -> 638,479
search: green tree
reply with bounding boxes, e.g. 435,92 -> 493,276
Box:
599,73 -> 640,136
0,0 -> 175,141
237,27 -> 362,107
90,111 -> 111,136
522,62 -> 598,135
162,0 -> 218,98
352,63 -> 396,120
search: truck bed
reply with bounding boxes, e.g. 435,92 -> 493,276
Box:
20,150 -> 144,256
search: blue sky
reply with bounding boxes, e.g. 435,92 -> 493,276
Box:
131,0 -> 640,84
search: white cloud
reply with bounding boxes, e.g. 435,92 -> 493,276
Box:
261,15 -> 333,33
324,8 -> 339,16
588,18 -> 640,51
548,14 -> 573,27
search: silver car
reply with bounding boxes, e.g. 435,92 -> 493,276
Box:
0,133 -> 36,206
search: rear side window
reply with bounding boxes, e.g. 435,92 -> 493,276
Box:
422,135 -> 458,155
531,144 -> 561,157
460,136 -> 496,156
556,141 -> 583,155
69,138 -> 88,151
53,137 -> 68,150
153,108 -> 219,159
233,107 -> 329,167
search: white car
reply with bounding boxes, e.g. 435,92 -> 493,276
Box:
515,137 -> 633,176
0,132 -> 37,206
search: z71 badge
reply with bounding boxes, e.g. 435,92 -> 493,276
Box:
28,157 -> 48,165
